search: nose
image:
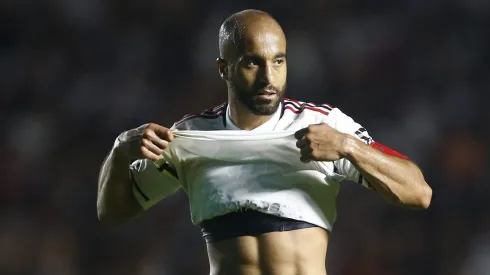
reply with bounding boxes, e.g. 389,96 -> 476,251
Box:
259,63 -> 274,84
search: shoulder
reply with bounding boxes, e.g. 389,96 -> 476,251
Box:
282,98 -> 373,143
282,98 -> 334,125
283,98 -> 334,116
171,102 -> 227,130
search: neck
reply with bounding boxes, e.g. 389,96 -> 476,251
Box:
228,99 -> 276,131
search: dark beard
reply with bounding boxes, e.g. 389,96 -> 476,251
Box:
231,83 -> 285,115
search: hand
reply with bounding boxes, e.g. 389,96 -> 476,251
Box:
114,123 -> 174,161
294,123 -> 348,163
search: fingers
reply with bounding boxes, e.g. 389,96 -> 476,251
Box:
294,127 -> 308,140
294,124 -> 320,140
137,123 -> 174,161
299,146 -> 313,163
141,146 -> 161,161
296,137 -> 310,148
144,130 -> 169,150
300,146 -> 313,156
300,155 -> 311,163
141,138 -> 164,156
150,124 -> 174,142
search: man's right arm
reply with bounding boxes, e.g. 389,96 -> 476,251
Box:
97,123 -> 180,225
97,147 -> 143,225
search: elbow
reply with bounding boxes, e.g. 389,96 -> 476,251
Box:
97,202 -> 124,227
402,181 -> 432,210
417,182 -> 432,209
404,165 -> 433,210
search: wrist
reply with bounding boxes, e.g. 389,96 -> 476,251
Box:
340,134 -> 360,159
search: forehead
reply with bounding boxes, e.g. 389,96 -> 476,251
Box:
239,26 -> 286,58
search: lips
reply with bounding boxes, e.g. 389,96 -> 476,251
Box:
257,90 -> 276,95
257,85 -> 277,96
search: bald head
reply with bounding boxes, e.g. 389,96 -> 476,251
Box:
219,9 -> 286,60
216,10 -> 288,116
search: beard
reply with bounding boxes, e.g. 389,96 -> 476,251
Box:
230,82 -> 286,116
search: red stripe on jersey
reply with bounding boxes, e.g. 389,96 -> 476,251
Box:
284,105 -> 330,116
211,102 -> 226,111
203,102 -> 227,113
175,114 -> 197,125
283,98 -> 304,105
283,98 -> 333,111
370,142 -> 409,160
175,102 -> 226,125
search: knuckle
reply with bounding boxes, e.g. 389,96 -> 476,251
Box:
310,152 -> 318,159
143,128 -> 153,138
140,138 -> 149,146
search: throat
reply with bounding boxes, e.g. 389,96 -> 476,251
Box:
231,113 -> 274,131
228,102 -> 276,131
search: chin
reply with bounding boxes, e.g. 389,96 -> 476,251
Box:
249,98 -> 281,116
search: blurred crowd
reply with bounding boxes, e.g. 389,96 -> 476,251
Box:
0,0 -> 489,274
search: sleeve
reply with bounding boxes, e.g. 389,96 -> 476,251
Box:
329,108 -> 374,189
129,124 -> 182,210
130,158 -> 181,210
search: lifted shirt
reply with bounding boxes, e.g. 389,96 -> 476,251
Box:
129,98 -> 374,232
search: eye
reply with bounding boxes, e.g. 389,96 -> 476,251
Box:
247,59 -> 258,67
274,58 -> 285,65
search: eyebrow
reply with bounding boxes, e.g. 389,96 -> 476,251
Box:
274,53 -> 286,59
240,52 -> 287,61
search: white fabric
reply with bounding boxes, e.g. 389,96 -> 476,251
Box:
128,100 -> 374,232
154,130 -> 345,231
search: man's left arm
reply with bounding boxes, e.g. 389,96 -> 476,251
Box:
295,109 -> 432,210
341,136 -> 432,209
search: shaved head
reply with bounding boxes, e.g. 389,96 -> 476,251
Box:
217,10 -> 287,116
219,9 -> 286,60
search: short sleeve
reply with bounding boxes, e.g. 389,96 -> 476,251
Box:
328,108 -> 374,189
130,158 -> 181,210
129,123 -> 182,210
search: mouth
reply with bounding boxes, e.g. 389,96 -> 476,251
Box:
257,89 -> 276,96
255,91 -> 277,101
256,85 -> 277,95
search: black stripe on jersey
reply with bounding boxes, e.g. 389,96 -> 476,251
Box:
202,102 -> 227,115
306,102 -> 333,111
354,127 -> 372,144
157,161 -> 179,179
175,104 -> 226,125
355,127 -> 367,134
283,98 -> 333,111
283,100 -> 333,112
131,176 -> 150,202
279,98 -> 286,119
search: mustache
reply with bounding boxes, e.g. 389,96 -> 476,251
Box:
255,84 -> 280,93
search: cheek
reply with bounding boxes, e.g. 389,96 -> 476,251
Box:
276,67 -> 287,88
235,68 -> 258,88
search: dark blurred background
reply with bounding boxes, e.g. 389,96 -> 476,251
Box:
1,0 -> 489,274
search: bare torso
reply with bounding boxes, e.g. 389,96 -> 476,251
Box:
206,227 -> 329,275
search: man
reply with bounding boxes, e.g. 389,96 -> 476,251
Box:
97,9 -> 432,275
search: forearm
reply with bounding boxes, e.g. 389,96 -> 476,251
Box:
343,135 -> 432,209
97,148 -> 143,224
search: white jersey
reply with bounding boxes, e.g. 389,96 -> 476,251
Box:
128,98 -> 374,232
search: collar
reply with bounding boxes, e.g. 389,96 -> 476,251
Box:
225,101 -> 284,132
